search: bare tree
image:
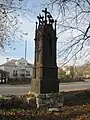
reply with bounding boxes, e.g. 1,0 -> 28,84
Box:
0,0 -> 32,51
46,0 -> 90,65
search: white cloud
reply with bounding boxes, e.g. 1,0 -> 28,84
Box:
0,55 -> 7,65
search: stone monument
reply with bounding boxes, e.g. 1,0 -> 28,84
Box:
31,8 -> 60,108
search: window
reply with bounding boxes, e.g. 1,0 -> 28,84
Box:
19,73 -> 25,77
13,70 -> 18,76
26,71 -> 30,76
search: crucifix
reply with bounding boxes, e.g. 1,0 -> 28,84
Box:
42,8 -> 49,25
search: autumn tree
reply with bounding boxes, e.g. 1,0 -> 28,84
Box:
0,0 -> 31,51
46,0 -> 90,65
70,66 -> 74,78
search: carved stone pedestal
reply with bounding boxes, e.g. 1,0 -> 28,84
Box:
35,93 -> 62,108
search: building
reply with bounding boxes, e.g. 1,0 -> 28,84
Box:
0,57 -> 33,79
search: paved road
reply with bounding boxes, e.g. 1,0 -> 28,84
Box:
60,81 -> 90,91
0,81 -> 90,95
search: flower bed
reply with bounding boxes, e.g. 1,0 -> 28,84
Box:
62,89 -> 90,106
0,94 -> 36,109
0,89 -> 90,119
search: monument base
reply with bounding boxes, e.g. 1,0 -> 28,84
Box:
31,79 -> 59,94
31,92 -> 63,108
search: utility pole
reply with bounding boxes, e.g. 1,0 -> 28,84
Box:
25,40 -> 27,60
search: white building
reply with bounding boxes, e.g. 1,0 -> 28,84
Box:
0,57 -> 33,79
61,66 -> 70,75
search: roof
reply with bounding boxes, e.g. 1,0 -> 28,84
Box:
0,58 -> 33,67
0,59 -> 17,66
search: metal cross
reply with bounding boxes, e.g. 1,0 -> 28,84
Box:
42,8 -> 49,24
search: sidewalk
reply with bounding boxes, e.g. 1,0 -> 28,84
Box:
0,84 -> 31,87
